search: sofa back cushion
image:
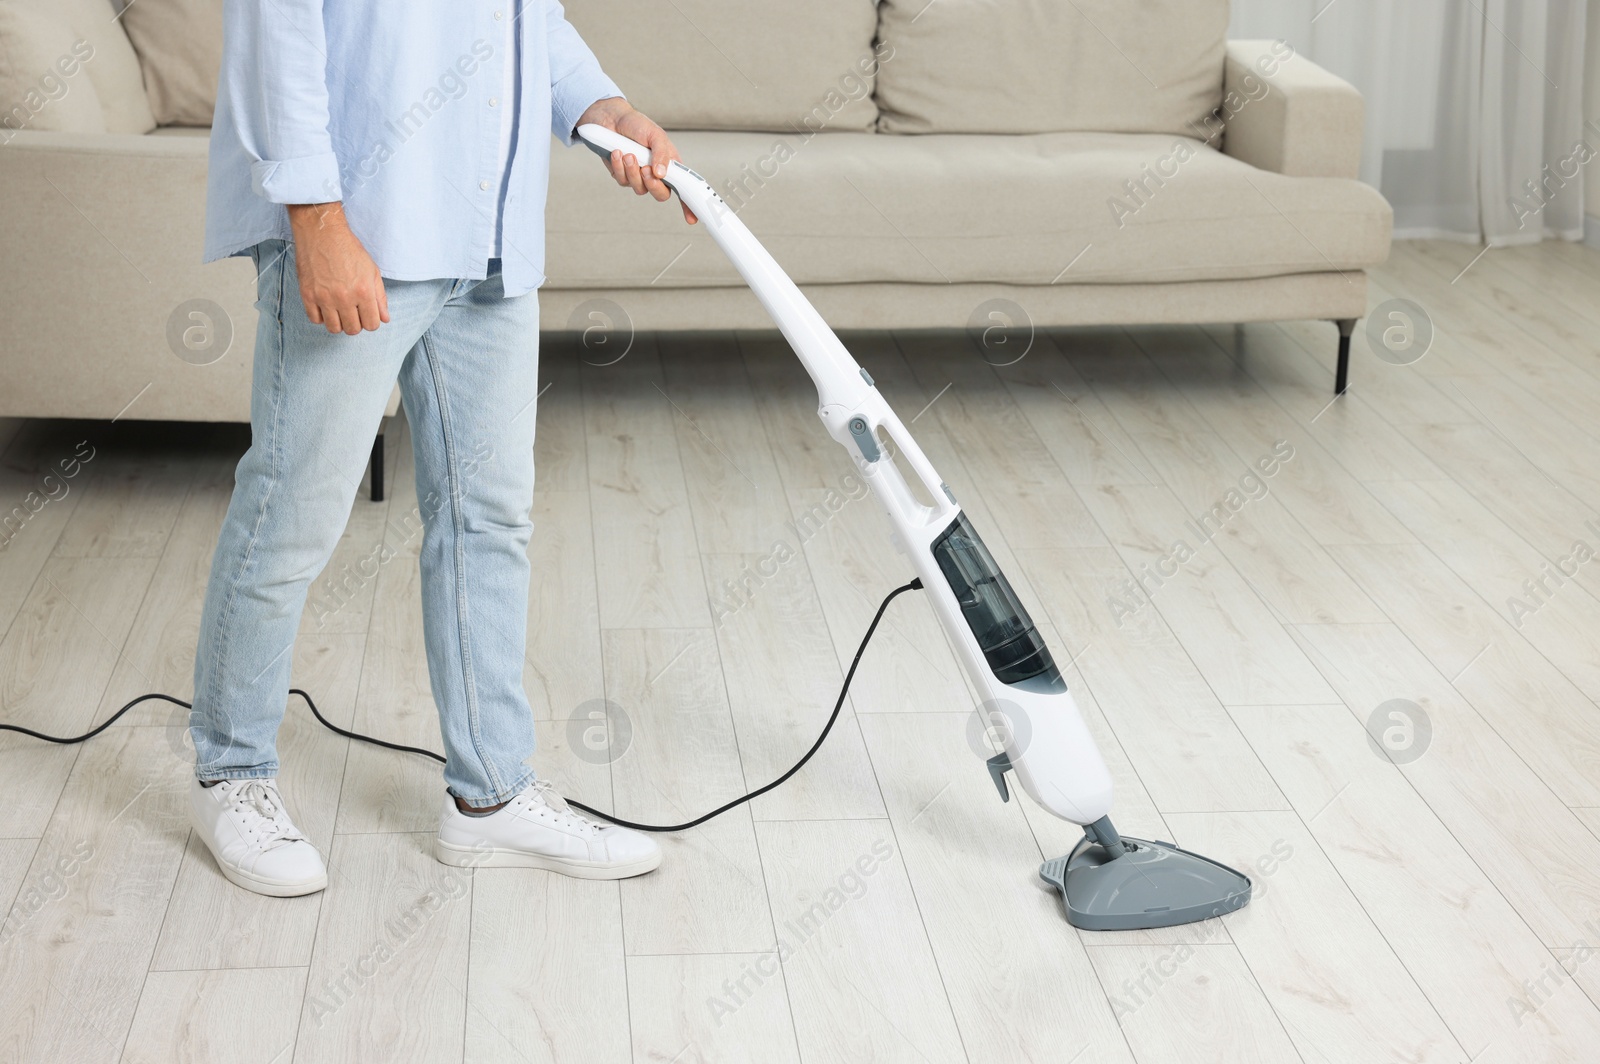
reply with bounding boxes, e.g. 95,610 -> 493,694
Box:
0,5 -> 108,135
9,0 -> 156,133
95,0 -> 885,133
873,0 -> 1228,137
119,0 -> 223,126
563,0 -> 883,132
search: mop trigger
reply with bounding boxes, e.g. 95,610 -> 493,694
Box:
848,416 -> 880,462
986,752 -> 1012,802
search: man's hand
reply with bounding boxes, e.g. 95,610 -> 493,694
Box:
577,97 -> 697,225
286,202 -> 391,335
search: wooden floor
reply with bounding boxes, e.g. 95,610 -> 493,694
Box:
3,239 -> 1600,1062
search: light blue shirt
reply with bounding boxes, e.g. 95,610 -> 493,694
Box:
203,0 -> 622,297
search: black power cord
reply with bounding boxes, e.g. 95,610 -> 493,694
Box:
1,579 -> 922,834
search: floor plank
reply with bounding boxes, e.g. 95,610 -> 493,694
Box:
525,488 -> 604,721
603,627 -> 774,955
1074,482 -> 1338,704
1087,944 -> 1302,1064
702,551 -> 886,822
48,444 -> 191,560
1018,547 -> 1288,813
903,331 -> 1105,550
1364,477 -> 1600,703
1380,242 -> 1600,433
1328,542 -> 1600,807
1398,420 -> 1600,602
1064,331 -> 1415,547
533,334 -> 592,495
335,537 -> 450,835
1197,321 -> 1450,482
0,449 -> 83,639
657,331 -> 792,556
997,336 -> 1161,486
626,953 -> 802,1064
0,727 -> 189,1064
121,967 -> 307,1064
1290,622 -> 1600,947
294,832 -> 472,1064
0,556 -> 155,838
465,869 -> 630,1064
94,448 -> 234,722
755,817 -> 968,1064
1167,809 -> 1463,1062
1231,702 -> 1600,1059
582,336 -> 712,630
790,483 -> 972,717
0,838 -> 36,909
858,713 -> 1137,1062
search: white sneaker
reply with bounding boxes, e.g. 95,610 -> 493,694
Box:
189,778 -> 328,897
435,779 -> 661,880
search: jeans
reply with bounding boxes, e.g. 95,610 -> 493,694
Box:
191,239 -> 542,805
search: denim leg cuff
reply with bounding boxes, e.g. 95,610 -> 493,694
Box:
195,766 -> 281,783
449,767 -> 537,810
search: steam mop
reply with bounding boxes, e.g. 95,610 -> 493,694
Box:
576,125 -> 1252,930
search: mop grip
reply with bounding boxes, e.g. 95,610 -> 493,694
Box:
576,124 -> 693,186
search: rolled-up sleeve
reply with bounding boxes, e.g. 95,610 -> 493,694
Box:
544,0 -> 623,145
240,0 -> 343,203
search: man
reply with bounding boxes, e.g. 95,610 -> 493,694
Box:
190,0 -> 690,897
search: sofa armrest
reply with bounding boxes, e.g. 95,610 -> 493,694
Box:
1221,40 -> 1364,179
0,129 -> 406,426
0,129 -> 258,422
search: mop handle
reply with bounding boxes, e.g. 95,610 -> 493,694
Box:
574,123 -> 681,184
575,127 -> 1117,830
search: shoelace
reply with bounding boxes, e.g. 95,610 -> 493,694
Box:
522,779 -> 602,836
229,780 -> 307,848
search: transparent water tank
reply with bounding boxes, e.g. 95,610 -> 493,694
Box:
930,513 -> 1063,688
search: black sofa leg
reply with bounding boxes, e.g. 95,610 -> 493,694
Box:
1333,318 -> 1356,395
369,427 -> 385,502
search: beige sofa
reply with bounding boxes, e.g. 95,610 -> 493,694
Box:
0,0 -> 1391,473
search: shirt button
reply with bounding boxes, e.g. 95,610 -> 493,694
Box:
480,180 -> 491,190
493,9 -> 503,18
489,97 -> 499,107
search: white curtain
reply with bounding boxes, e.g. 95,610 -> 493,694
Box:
1230,0 -> 1590,244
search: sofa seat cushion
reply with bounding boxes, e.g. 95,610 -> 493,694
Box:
564,0 -> 883,132
544,129 -> 1394,290
873,0 -> 1228,138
